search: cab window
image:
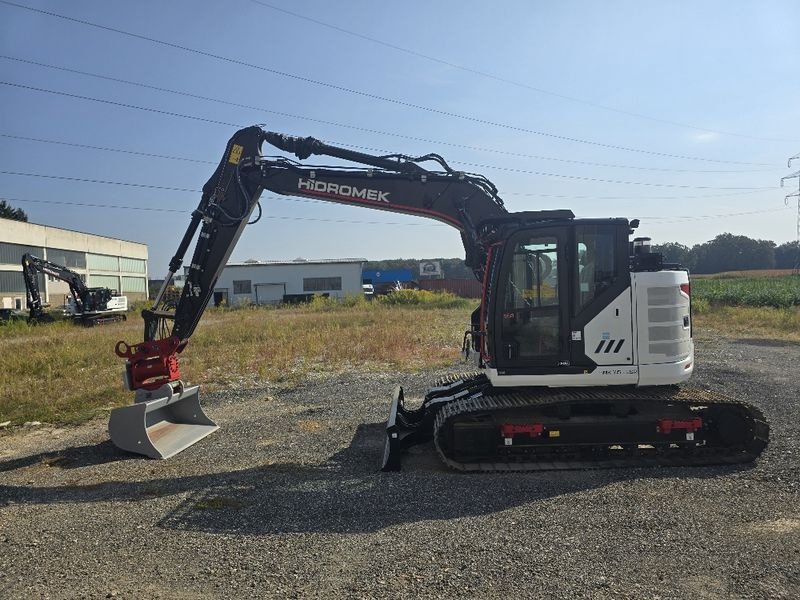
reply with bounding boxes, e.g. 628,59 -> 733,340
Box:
500,236 -> 560,359
576,225 -> 617,314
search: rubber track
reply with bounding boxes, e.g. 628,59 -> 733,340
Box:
431,374 -> 769,472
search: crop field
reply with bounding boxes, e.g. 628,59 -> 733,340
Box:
691,274 -> 800,309
692,269 -> 796,279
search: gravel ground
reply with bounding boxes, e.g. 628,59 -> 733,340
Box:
0,337 -> 798,599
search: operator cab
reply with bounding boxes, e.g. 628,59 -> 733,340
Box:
476,215 -> 692,387
491,216 -> 631,373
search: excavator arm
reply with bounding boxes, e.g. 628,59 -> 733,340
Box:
116,126 -> 507,391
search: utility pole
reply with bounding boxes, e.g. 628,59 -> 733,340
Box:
780,154 -> 800,273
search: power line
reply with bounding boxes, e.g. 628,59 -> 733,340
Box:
0,196 -> 445,226
504,188 -> 773,200
0,1 -> 776,166
0,170 -> 200,193
0,196 -> 185,213
0,80 -> 246,129
0,55 -> 780,175
641,206 -> 792,223
0,167 -> 775,192
4,133 -> 778,201
248,0 -> 797,145
0,133 -> 216,165
333,139 -> 779,174
3,195 -> 787,225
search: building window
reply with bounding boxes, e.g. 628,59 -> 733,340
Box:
47,248 -> 86,269
46,273 -> 83,284
0,271 -> 42,293
121,277 -> 146,293
233,280 -> 252,294
0,242 -> 44,265
120,257 -> 146,274
87,253 -> 120,271
303,277 -> 342,292
88,275 -> 120,292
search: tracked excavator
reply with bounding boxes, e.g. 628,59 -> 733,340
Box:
110,126 -> 769,468
22,253 -> 128,325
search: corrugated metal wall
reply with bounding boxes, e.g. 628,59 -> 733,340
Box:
419,278 -> 482,298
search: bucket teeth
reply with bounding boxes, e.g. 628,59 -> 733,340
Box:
109,384 -> 218,459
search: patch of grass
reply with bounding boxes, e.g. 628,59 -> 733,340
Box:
693,306 -> 800,341
0,302 -> 475,425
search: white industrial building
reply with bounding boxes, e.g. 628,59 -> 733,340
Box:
0,217 -> 148,309
212,258 -> 366,306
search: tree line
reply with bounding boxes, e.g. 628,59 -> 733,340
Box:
654,234 -> 799,274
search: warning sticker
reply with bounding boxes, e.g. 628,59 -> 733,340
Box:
228,144 -> 244,165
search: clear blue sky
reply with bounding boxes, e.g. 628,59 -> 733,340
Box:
1,0 -> 799,274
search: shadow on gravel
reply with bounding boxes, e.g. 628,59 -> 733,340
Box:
0,423 -> 756,534
0,440 -> 135,473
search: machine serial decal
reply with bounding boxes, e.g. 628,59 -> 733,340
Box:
298,178 -> 390,202
599,367 -> 638,376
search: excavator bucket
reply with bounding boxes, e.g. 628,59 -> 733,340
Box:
108,384 -> 218,459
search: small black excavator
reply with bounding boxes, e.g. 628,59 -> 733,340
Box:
110,126 -> 768,468
22,253 -> 128,325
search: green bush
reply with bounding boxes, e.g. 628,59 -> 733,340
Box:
376,289 -> 473,309
307,294 -> 340,311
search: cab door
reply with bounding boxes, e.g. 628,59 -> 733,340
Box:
569,222 -> 632,368
492,227 -> 570,373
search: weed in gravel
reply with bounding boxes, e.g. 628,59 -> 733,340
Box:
296,420 -> 325,433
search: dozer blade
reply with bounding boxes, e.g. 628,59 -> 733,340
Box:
109,384 -> 218,459
380,385 -> 438,471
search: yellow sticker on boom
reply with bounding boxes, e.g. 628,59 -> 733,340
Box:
228,144 -> 244,165
548,430 -> 561,438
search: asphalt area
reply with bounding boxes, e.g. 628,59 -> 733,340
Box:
0,337 -> 798,599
